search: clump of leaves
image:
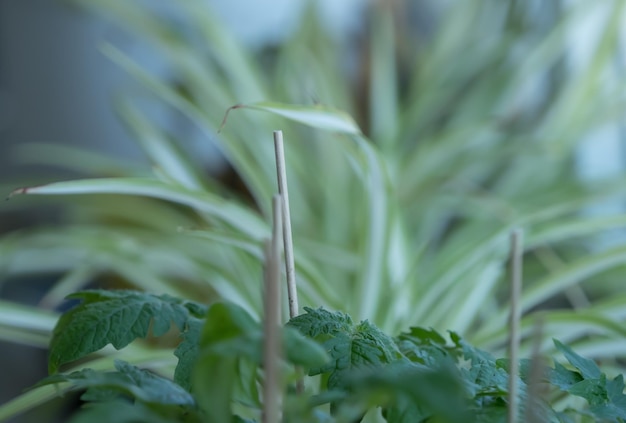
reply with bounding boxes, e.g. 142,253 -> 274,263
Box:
21,290 -> 626,423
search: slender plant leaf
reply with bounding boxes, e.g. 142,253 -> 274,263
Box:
9,177 -> 268,240
223,102 -> 362,135
118,100 -> 208,191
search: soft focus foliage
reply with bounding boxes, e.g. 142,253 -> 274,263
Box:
2,1 -> 626,420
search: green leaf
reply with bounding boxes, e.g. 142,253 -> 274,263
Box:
369,1 -> 398,148
67,401 -> 176,423
119,100 -> 208,191
287,307 -> 401,390
173,317 -> 203,391
224,102 -> 362,135
199,302 -> 327,368
193,302 -> 255,423
0,300 -> 57,348
568,377 -> 608,407
450,331 -> 495,365
591,375 -> 626,420
192,302 -> 328,422
193,352 -> 237,423
395,327 -> 454,367
0,349 -> 176,422
550,340 -> 626,420
554,339 -> 602,380
450,332 -> 513,398
36,360 -> 195,407
550,361 -> 584,391
9,177 -> 268,241
287,307 -> 353,339
284,327 -> 330,369
49,290 -> 205,373
360,360 -> 471,423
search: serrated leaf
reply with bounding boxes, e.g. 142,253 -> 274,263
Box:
549,341 -> 626,420
495,358 -> 550,385
398,327 -> 447,346
287,307 -> 401,390
287,307 -> 354,338
395,327 -> 454,367
589,374 -> 626,420
450,332 -> 516,399
49,290 -> 204,373
465,363 -> 510,397
607,375 -> 626,412
554,339 -> 602,380
173,317 -> 203,390
568,376 -> 608,406
450,331 -> 495,365
550,361 -> 584,391
36,360 -> 194,407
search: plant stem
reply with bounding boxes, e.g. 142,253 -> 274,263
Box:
262,195 -> 283,423
508,229 -> 523,423
273,130 -> 298,318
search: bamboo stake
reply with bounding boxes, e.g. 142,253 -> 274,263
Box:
508,229 -> 523,423
273,130 -> 299,318
273,130 -> 305,394
526,318 -> 546,423
262,195 -> 283,423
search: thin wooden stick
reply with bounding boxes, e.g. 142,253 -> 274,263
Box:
273,130 -> 299,318
508,229 -> 523,423
526,318 -> 546,423
262,195 -> 283,423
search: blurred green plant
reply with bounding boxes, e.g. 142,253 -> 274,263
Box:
9,290 -> 626,423
8,290 -> 626,422
2,0 -> 626,420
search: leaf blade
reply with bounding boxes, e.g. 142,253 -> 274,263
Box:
228,102 -> 362,135
48,290 -> 202,374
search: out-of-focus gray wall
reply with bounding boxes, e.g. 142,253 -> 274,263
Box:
0,0 -> 145,180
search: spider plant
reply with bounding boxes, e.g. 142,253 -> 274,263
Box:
2,0 -> 626,419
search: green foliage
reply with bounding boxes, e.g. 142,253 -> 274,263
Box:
288,307 -> 402,390
36,360 -> 195,408
48,290 -> 206,375
192,301 -> 327,422
12,291 -> 626,423
551,340 -> 626,421
3,0 -> 626,421
66,401 -> 187,423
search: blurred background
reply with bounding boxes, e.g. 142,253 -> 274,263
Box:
1,0 -> 626,422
